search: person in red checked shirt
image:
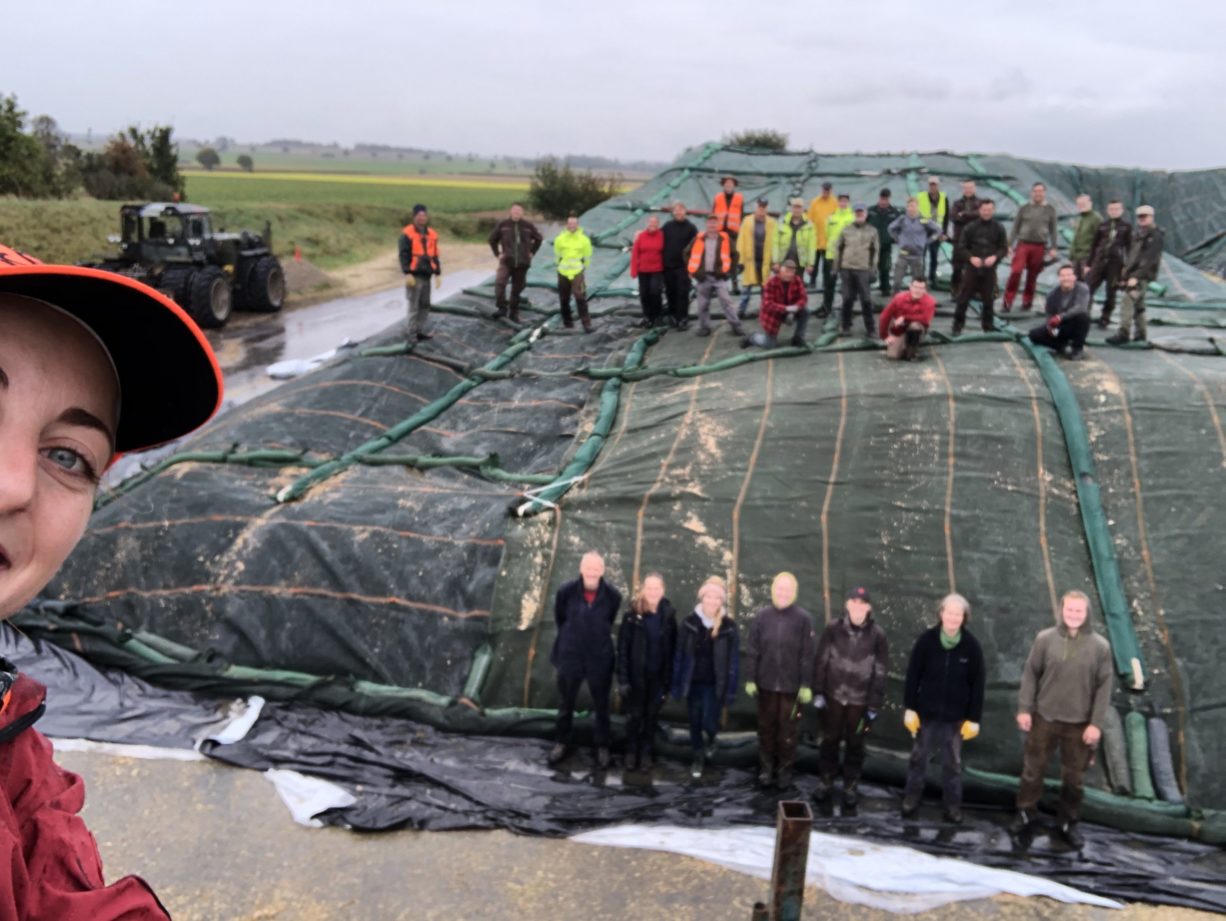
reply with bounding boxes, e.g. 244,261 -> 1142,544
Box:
629,214 -> 666,328
741,259 -> 808,350
1,242 -> 223,920
878,277 -> 937,361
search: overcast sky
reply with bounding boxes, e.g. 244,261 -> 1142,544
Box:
4,0 -> 1225,170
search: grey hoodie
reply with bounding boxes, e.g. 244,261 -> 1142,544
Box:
888,214 -> 941,255
1018,608 -> 1113,726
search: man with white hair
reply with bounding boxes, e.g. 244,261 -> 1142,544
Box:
548,551 -> 623,768
901,594 -> 986,823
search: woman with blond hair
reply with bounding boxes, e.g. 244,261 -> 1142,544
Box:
616,572 -> 677,770
671,577 -> 740,778
900,593 -> 985,824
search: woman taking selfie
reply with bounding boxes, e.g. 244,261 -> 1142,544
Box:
0,243 -> 222,918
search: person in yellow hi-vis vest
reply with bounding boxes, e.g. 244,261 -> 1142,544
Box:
553,212 -> 594,332
807,181 -> 838,289
820,194 -> 854,316
916,177 -> 950,285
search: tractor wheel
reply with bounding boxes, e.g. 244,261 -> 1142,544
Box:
186,266 -> 232,328
160,268 -> 195,306
243,255 -> 286,313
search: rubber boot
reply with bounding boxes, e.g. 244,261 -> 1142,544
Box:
757,753 -> 775,787
578,301 -> 592,334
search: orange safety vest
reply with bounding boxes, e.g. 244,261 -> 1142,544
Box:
402,224 -> 439,259
712,191 -> 744,233
688,231 -> 732,275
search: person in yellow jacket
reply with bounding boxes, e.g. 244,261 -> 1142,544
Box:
736,197 -> 777,318
820,194 -> 854,316
807,181 -> 838,288
916,177 -> 950,285
553,212 -> 594,332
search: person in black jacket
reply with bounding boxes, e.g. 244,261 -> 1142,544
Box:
811,586 -> 889,808
952,199 -> 1009,336
662,201 -> 699,329
672,577 -> 740,778
1085,200 -> 1131,329
901,593 -> 986,823
616,572 -> 678,770
549,551 -> 623,769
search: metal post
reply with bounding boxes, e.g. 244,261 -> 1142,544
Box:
768,800 -> 812,921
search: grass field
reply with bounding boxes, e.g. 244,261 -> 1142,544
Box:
0,173 -> 528,270
178,147 -> 534,177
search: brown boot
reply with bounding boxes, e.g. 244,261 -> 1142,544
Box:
578,302 -> 592,334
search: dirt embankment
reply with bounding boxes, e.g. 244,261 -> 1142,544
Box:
285,239 -> 496,306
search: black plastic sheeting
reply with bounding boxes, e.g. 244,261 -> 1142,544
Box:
198,699 -> 1226,914
0,623 -> 233,748
5,622 -> 1224,913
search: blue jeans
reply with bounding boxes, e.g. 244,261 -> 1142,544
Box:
687,683 -> 720,752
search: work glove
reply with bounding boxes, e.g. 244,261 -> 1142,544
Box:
433,275 -> 442,290
904,709 -> 921,738
813,694 -> 827,710
961,721 -> 980,741
797,687 -> 813,705
745,681 -> 758,698
405,275 -> 417,288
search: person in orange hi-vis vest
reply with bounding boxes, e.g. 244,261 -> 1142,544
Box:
688,215 -> 746,339
712,176 -> 744,296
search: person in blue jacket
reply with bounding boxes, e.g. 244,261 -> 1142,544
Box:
672,576 -> 740,779
549,551 -> 623,769
616,572 -> 678,770
900,593 -> 986,824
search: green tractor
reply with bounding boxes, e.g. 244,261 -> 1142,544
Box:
83,202 -> 286,328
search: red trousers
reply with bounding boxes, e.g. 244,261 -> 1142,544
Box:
1004,241 -> 1046,308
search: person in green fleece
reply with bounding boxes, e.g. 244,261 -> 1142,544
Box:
1012,590 -> 1113,849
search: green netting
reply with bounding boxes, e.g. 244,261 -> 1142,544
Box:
20,142 -> 1226,843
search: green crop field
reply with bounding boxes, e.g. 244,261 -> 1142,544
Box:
179,147 -> 534,177
184,171 -> 528,212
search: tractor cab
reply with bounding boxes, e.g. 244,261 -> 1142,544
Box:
116,203 -> 215,265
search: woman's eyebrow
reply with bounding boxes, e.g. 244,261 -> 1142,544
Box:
0,365 -> 8,388
56,407 -> 116,446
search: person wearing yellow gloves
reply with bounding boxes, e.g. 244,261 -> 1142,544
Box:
900,593 -> 986,824
811,586 -> 889,810
743,572 -> 815,789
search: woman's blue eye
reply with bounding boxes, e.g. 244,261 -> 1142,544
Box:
45,447 -> 86,473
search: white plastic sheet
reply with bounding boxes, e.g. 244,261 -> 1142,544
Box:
571,824 -> 1122,913
263,769 -> 357,828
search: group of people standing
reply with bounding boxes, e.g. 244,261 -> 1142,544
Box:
546,552 -> 1114,847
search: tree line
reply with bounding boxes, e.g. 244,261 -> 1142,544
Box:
0,92 -> 185,200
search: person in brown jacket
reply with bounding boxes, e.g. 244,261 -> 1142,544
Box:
1013,590 -> 1114,849
743,572 -> 816,789
488,203 -> 543,322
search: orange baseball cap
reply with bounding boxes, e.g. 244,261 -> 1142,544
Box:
0,244 -> 223,454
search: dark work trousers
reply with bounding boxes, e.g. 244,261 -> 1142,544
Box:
818,699 -> 868,784
625,674 -> 667,755
1086,259 -> 1123,322
808,250 -> 828,288
757,690 -> 802,774
687,682 -> 720,752
954,266 -> 998,331
877,242 -> 893,296
820,257 -> 836,313
724,224 -> 741,293
1073,258 -> 1090,281
664,267 -> 691,325
1028,313 -> 1090,352
557,272 -> 590,326
555,668 -> 613,750
637,272 -> 664,323
495,259 -> 529,314
904,720 -> 964,807
926,238 -> 941,283
950,252 -> 966,294
1017,714 -> 1093,823
1004,241 -> 1046,308
840,269 -> 875,332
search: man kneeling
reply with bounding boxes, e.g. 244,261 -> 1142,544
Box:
742,259 -> 808,349
878,277 -> 936,361
1028,264 -> 1090,360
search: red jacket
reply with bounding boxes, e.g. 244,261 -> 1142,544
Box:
0,675 -> 169,920
878,291 -> 937,340
630,229 -> 664,277
759,274 -> 808,337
